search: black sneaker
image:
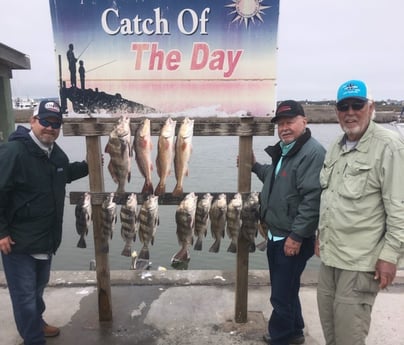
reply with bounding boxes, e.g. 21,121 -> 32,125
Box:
262,333 -> 305,345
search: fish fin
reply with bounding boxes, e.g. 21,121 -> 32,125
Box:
256,240 -> 267,252
127,171 -> 131,183
135,258 -> 151,270
77,236 -> 86,249
227,242 -> 237,253
141,181 -> 154,195
208,239 -> 220,253
193,237 -> 202,251
172,184 -> 183,197
154,183 -> 165,196
171,248 -> 190,263
121,244 -> 132,257
138,247 -> 150,261
249,242 -> 256,253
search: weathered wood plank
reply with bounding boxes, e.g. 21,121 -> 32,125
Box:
85,136 -> 112,322
235,119 -> 253,323
69,191 -> 258,206
62,116 -> 274,137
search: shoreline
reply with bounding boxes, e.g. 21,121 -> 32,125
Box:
13,105 -> 402,124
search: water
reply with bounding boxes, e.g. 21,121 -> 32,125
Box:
2,122 -> 399,271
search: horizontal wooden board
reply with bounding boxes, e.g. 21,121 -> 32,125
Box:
70,191 -> 259,206
62,116 -> 274,137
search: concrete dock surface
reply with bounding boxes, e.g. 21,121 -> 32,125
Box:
0,269 -> 403,345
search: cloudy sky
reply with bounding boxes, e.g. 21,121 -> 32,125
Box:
1,0 -> 403,101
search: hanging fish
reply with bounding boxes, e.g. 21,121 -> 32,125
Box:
240,191 -> 260,252
172,192 -> 198,266
155,117 -> 177,196
193,193 -> 213,251
137,194 -> 159,269
208,193 -> 227,253
101,192 -> 117,253
173,117 -> 194,196
75,192 -> 92,248
104,115 -> 132,193
133,118 -> 154,195
226,193 -> 243,253
120,193 -> 138,257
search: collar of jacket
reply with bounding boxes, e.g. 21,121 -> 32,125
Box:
264,127 -> 312,164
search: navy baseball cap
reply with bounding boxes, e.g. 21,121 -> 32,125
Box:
33,100 -> 63,120
271,100 -> 305,123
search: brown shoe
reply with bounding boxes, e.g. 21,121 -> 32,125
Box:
43,323 -> 60,337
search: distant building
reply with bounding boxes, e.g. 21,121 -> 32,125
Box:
0,42 -> 30,141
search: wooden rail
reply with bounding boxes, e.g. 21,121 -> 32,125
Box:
65,116 -> 274,323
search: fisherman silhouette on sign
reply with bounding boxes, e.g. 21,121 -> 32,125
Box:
79,60 -> 85,90
67,43 -> 78,87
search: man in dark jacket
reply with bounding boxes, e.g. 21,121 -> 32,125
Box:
252,100 -> 325,345
0,100 -> 88,345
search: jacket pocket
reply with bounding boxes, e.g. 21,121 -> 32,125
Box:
338,161 -> 371,199
319,159 -> 336,189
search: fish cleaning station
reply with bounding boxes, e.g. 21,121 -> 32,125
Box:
66,116 -> 275,323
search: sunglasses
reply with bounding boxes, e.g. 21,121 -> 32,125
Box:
36,117 -> 62,129
336,100 -> 367,112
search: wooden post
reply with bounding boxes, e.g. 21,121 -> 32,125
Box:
235,117 -> 253,323
85,134 -> 112,321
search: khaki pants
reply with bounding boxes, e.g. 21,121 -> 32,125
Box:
317,263 -> 379,345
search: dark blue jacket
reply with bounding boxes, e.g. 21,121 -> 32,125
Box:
252,128 -> 325,241
0,126 -> 88,254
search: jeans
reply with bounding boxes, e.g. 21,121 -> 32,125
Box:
2,252 -> 51,345
267,236 -> 314,345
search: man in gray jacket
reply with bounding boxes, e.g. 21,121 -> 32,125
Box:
252,100 -> 326,345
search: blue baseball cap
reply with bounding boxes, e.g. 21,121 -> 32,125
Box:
337,80 -> 368,102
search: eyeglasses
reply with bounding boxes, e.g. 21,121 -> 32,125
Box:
36,117 -> 62,129
336,100 -> 367,112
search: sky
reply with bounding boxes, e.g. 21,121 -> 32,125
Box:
1,0 -> 403,102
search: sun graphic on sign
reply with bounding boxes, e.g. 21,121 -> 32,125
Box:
226,0 -> 271,28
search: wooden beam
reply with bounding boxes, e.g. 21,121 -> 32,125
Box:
235,117 -> 254,323
62,116 -> 274,137
85,136 -> 112,322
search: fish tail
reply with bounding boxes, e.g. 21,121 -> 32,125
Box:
171,247 -> 190,263
138,246 -> 150,261
172,184 -> 183,197
226,241 -> 237,253
256,240 -> 267,252
154,183 -> 165,196
249,242 -> 256,253
77,236 -> 87,249
116,184 -> 125,193
208,239 -> 221,253
193,237 -> 203,251
141,181 -> 154,195
121,243 -> 132,257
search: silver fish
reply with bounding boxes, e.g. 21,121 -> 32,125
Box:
240,191 -> 260,253
101,192 -> 117,253
120,193 -> 138,257
155,117 -> 177,196
173,117 -> 194,196
208,193 -> 227,253
104,116 -> 132,193
75,192 -> 92,248
172,192 -> 198,265
133,118 -> 154,195
137,194 -> 159,269
193,193 -> 213,251
226,193 -> 243,253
